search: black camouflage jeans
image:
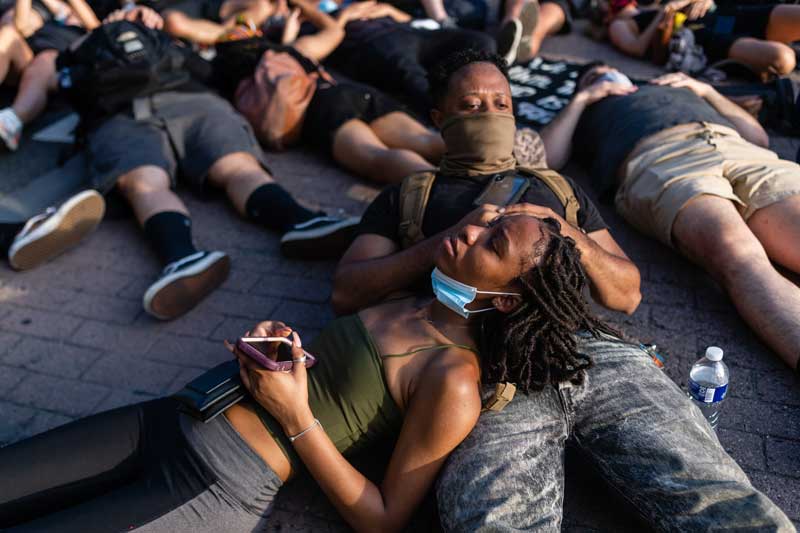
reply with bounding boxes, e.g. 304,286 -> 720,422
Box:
437,334 -> 794,532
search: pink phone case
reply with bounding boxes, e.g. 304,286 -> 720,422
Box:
236,337 -> 317,371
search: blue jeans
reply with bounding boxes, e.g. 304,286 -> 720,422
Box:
437,334 -> 794,532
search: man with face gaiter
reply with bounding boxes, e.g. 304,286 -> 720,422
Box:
332,49 -> 642,318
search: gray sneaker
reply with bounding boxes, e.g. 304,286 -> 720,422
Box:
143,250 -> 230,320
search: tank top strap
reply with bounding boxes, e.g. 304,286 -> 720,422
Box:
381,343 -> 476,359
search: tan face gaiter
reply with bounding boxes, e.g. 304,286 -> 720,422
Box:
439,112 -> 517,177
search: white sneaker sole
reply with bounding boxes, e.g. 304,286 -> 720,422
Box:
499,19 -> 523,66
8,190 -> 105,271
143,251 -> 230,321
516,1 -> 540,64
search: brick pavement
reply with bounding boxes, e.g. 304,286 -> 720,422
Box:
1,22 -> 799,532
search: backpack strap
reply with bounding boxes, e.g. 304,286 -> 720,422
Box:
398,170 -> 437,249
517,166 -> 580,228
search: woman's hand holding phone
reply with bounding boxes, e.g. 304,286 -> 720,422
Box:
229,330 -> 315,435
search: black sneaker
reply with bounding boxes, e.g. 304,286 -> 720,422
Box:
8,190 -> 105,271
496,18 -> 522,66
280,216 -> 361,259
143,250 -> 230,320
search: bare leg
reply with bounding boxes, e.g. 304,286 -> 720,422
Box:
728,37 -> 796,79
419,0 -> 449,22
765,5 -> 800,43
116,166 -> 189,226
747,195 -> 800,273
672,194 -> 800,369
332,119 -> 436,184
0,26 -> 33,85
12,49 -> 57,124
162,11 -> 226,45
205,151 -> 274,214
369,111 -> 444,165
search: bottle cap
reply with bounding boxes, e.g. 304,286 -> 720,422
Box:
706,346 -> 723,361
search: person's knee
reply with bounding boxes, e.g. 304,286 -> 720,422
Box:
208,152 -> 271,186
116,167 -> 171,197
767,43 -> 796,75
684,228 -> 769,283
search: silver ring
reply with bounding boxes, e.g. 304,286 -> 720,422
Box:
292,356 -> 307,363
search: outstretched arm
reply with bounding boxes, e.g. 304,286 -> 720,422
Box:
289,0 -> 345,62
650,72 -> 770,148
540,79 -> 637,170
236,331 -> 481,533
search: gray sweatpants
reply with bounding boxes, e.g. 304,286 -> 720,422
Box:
436,334 -> 794,532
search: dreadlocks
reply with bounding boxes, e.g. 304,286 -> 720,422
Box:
472,218 -> 618,393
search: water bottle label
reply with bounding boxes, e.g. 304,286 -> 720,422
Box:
688,379 -> 727,403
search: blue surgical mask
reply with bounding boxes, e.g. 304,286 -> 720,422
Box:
596,70 -> 634,88
431,268 -> 520,318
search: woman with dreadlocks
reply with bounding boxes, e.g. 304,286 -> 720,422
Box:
0,213 -> 615,532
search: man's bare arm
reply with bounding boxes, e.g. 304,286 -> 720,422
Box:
541,81 -> 638,170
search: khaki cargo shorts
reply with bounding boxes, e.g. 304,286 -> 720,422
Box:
616,122 -> 800,246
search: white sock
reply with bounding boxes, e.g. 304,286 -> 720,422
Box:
0,108 -> 23,150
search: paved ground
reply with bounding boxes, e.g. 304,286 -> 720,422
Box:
1,20 -> 799,532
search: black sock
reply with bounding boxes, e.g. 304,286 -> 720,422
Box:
142,212 -> 198,266
0,222 -> 25,256
245,184 -> 320,233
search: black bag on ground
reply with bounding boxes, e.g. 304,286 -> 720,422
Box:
55,21 -> 198,126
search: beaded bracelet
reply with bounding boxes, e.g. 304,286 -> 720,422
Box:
288,418 -> 321,443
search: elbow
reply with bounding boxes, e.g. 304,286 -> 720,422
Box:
754,130 -> 770,149
330,272 -> 359,316
330,284 -> 353,316
618,269 -> 643,315
619,286 -> 642,315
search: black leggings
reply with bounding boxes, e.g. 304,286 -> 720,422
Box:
0,399 -> 217,531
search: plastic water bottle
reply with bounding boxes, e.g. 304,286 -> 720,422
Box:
687,347 -> 729,430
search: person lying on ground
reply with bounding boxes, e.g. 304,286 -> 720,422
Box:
0,0 -> 101,150
317,0 -> 496,117
607,0 -> 799,80
333,49 -> 641,316
48,20 -> 358,320
407,0 -> 576,65
214,0 -> 444,184
540,63 -> 800,373
0,211 -> 627,532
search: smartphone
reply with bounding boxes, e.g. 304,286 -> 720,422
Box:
236,336 -> 317,372
473,175 -> 530,207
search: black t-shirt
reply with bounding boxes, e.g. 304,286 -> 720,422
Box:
573,85 -> 735,195
357,170 -> 607,244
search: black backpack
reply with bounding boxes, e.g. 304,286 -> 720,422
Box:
56,21 -> 194,125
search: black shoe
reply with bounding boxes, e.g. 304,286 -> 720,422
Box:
143,250 -> 230,320
280,216 -> 361,260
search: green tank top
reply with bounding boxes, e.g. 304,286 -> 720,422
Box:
253,314 -> 472,468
